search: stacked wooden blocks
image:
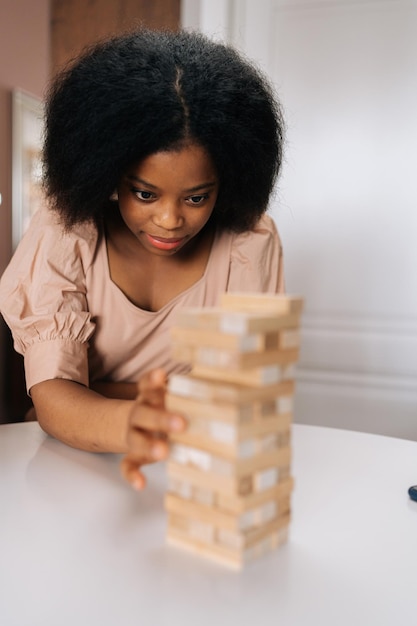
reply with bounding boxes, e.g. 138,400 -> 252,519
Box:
165,293 -> 303,569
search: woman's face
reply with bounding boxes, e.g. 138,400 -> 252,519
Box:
117,143 -> 219,257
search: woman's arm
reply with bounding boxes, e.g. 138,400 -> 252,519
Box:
90,381 -> 138,400
31,379 -> 133,453
31,370 -> 186,489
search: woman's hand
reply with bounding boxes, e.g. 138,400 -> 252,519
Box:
120,368 -> 186,490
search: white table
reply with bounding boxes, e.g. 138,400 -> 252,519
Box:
1,421 -> 416,626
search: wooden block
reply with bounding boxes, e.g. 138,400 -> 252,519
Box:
221,293 -> 304,315
172,343 -> 299,372
170,426 -> 291,460
220,510 -> 291,550
253,466 -> 286,491
243,526 -> 289,563
166,396 -> 292,436
168,513 -> 216,544
167,477 -> 216,507
171,326 -> 264,352
177,362 -> 295,388
167,475 -> 194,501
166,513 -> 290,569
265,329 -> 301,350
166,393 -> 294,424
174,307 -> 301,335
189,363 -> 295,387
169,429 -> 289,459
166,392 -> 253,423
215,509 -> 291,549
171,326 -> 300,352
174,358 -> 296,387
167,463 -> 253,497
165,492 -> 291,533
167,527 -> 288,569
167,528 -> 243,569
169,442 -> 291,477
166,494 -> 235,531
167,461 -> 291,496
168,375 -> 295,404
276,395 -> 294,415
167,509 -> 290,547
215,477 -> 294,514
167,474 -> 294,514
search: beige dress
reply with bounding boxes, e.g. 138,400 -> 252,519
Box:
0,207 -> 284,392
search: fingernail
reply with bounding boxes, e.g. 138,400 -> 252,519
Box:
132,477 -> 144,491
151,442 -> 167,460
169,415 -> 186,432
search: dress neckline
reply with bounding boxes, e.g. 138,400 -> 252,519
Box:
100,226 -> 224,316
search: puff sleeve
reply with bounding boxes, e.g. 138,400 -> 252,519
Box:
0,208 -> 97,392
227,214 -> 285,294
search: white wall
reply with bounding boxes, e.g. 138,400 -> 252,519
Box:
182,0 -> 417,440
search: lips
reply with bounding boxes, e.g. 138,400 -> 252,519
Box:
145,234 -> 186,251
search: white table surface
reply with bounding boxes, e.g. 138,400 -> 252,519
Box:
0,421 -> 416,626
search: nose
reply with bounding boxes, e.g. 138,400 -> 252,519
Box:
152,200 -> 184,231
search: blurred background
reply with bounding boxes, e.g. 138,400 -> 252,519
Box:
0,0 -> 416,438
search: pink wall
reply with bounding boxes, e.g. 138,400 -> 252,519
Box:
0,0 -> 50,95
0,0 -> 50,416
0,0 -> 50,261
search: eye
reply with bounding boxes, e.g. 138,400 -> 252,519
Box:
133,189 -> 155,202
186,194 -> 209,206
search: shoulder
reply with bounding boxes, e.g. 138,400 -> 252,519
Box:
34,206 -> 98,249
231,214 -> 282,261
0,207 -> 101,303
226,214 -> 285,294
15,207 -> 99,272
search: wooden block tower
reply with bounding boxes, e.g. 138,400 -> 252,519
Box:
164,293 -> 303,569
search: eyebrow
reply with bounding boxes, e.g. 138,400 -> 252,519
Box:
127,175 -> 217,193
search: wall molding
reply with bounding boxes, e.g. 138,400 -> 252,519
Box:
293,378 -> 417,440
302,312 -> 417,336
296,311 -> 417,401
272,0 -> 410,10
295,311 -> 417,438
296,366 -> 417,394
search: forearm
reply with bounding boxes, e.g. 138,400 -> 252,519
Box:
31,379 -> 134,453
90,381 -> 138,400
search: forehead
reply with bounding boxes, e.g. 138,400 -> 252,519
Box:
129,144 -> 218,188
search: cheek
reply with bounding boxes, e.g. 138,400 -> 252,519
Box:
119,200 -> 145,224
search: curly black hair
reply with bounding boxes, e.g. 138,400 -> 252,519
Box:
43,28 -> 285,233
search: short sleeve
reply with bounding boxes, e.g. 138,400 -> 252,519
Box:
227,214 -> 285,294
0,207 -> 97,392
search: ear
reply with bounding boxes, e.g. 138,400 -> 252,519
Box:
109,190 -> 119,201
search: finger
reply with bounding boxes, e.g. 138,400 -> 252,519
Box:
120,456 -> 147,491
129,402 -> 186,434
137,368 -> 167,407
126,427 -> 170,463
120,431 -> 170,490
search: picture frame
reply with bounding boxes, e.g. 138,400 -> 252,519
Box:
12,89 -> 45,251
